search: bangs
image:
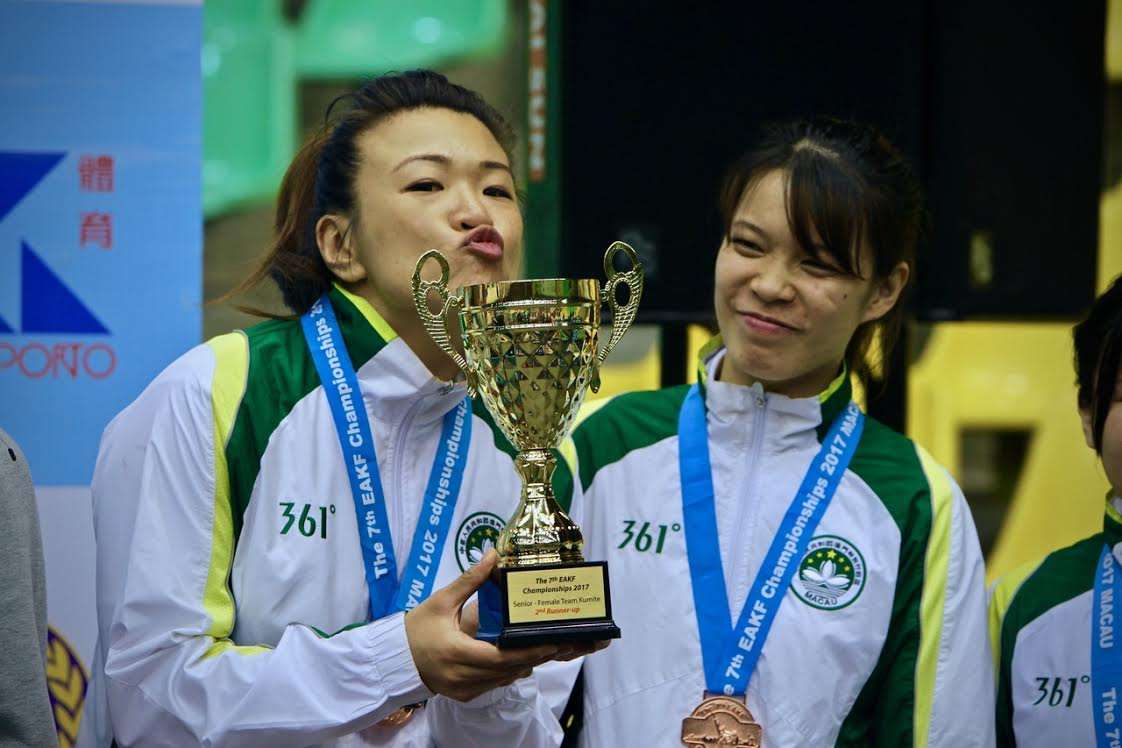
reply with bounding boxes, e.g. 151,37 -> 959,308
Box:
1092,320 -> 1122,452
784,146 -> 869,277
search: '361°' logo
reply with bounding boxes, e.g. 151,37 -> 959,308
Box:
280,502 -> 336,539
618,519 -> 681,554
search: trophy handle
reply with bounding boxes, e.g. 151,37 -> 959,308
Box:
411,250 -> 478,396
592,241 -> 644,393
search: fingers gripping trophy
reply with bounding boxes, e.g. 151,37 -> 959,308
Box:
411,242 -> 643,646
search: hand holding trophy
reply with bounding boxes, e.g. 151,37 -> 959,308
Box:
411,242 -> 643,646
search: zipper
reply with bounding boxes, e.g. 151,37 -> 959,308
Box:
731,390 -> 767,616
389,393 -> 429,574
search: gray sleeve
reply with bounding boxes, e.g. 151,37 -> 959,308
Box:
0,427 -> 56,748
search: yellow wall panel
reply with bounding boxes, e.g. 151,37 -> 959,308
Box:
908,323 -> 1108,582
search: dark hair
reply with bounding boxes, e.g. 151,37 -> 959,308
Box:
231,69 -> 516,315
718,116 -> 925,387
1074,276 -> 1122,453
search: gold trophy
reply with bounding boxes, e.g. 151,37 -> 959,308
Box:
411,242 -> 643,646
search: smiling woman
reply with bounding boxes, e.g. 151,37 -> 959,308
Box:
430,117 -> 997,747
713,118 -> 920,395
82,70 -> 585,748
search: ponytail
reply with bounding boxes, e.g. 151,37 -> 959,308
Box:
222,132 -> 331,318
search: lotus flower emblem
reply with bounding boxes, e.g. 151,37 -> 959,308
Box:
467,537 -> 495,565
800,558 -> 852,593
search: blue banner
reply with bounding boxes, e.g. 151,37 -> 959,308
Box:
0,1 -> 202,485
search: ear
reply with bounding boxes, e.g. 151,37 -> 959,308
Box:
860,261 -> 910,324
316,213 -> 367,284
1080,406 -> 1097,450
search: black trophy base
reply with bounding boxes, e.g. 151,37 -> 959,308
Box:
495,560 -> 622,649
498,619 -> 622,648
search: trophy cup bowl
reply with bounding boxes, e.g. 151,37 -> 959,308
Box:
411,242 -> 643,646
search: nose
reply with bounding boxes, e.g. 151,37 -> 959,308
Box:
749,254 -> 796,303
449,185 -> 492,231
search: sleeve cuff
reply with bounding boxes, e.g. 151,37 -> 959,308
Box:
364,612 -> 432,705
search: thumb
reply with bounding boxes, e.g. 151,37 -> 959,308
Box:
437,549 -> 498,609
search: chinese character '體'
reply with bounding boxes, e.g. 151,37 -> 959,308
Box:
79,155 -> 114,192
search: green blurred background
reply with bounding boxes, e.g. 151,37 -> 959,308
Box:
203,0 -> 527,336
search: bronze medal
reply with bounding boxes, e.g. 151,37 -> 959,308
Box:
681,695 -> 763,748
376,703 -> 420,728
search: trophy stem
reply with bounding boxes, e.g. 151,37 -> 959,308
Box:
497,448 -> 584,568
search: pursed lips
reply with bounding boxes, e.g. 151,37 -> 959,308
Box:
461,226 -> 504,261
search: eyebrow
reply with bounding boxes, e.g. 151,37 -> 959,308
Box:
732,218 -> 835,261
392,153 -> 513,175
731,219 -> 771,243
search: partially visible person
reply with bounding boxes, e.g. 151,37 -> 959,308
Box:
991,275 -> 1122,747
0,426 -> 55,748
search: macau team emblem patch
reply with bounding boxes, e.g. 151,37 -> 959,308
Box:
455,511 -> 505,571
791,535 -> 866,610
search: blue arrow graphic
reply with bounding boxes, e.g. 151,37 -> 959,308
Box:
0,152 -> 65,222
21,241 -> 109,334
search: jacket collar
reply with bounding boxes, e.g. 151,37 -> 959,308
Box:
697,336 -> 853,444
329,284 -> 467,423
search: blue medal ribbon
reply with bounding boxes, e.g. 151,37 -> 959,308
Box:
678,383 -> 864,696
1092,543 -> 1122,747
302,294 -> 471,621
